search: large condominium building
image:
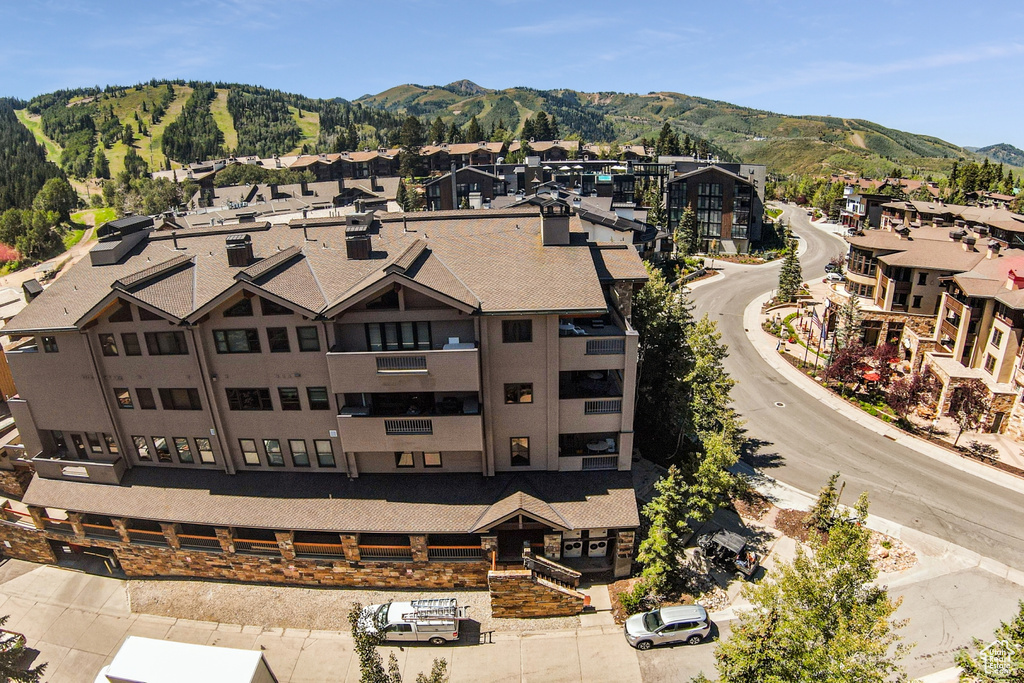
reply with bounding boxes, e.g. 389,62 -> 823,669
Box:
0,204 -> 646,587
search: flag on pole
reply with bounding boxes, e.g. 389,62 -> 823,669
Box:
820,321 -> 829,341
811,308 -> 821,326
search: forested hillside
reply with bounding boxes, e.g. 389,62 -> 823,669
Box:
0,98 -> 65,212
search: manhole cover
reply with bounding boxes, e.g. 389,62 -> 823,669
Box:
774,402 -> 786,408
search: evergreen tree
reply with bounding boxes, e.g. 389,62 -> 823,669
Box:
123,148 -> 148,180
712,492 -> 907,682
677,206 -> 700,256
645,181 -> 666,229
549,114 -> 560,139
687,430 -> 740,523
0,615 -> 45,682
533,111 -> 552,140
685,314 -> 738,440
122,122 -> 134,146
465,115 -> 483,143
398,116 -> 424,178
637,465 -> 689,590
807,472 -> 841,533
776,239 -> 802,303
428,116 -> 445,145
445,121 -> 463,144
521,117 -> 536,141
396,179 -> 408,211
834,294 -> 863,350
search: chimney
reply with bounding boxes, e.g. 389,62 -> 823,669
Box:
962,235 -> 977,252
541,202 -> 570,246
949,229 -> 965,242
451,162 -> 458,210
987,241 -> 1002,259
1006,269 -> 1024,291
225,234 -> 254,267
345,213 -> 372,259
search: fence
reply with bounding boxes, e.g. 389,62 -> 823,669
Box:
384,418 -> 433,435
81,523 -> 120,540
427,545 -> 484,561
127,528 -> 168,547
358,544 -> 413,561
584,399 -> 622,414
293,542 -> 347,558
582,455 -> 619,471
42,517 -> 74,534
177,534 -> 222,551
376,355 -> 427,372
233,538 -> 281,556
586,338 -> 625,355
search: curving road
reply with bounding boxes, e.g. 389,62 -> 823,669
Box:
689,203 -> 1024,567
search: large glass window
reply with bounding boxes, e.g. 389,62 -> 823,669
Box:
504,383 -> 533,404
502,320 -> 532,344
314,440 -> 336,467
264,439 -> 284,466
115,388 -> 133,409
103,433 -> 118,454
307,387 -> 330,411
133,436 -> 150,460
145,331 -> 188,355
109,300 -> 133,323
213,329 -> 261,354
365,322 -> 430,351
278,387 -> 301,410
289,439 -> 310,467
153,437 -> 172,462
159,388 -> 201,410
195,438 -> 215,464
261,298 -> 292,316
225,388 -> 273,411
395,451 -> 415,468
267,327 -> 290,353
121,333 -> 142,356
424,452 -> 442,468
296,326 -> 321,352
99,334 -> 118,356
510,437 -> 530,466
239,439 -> 260,465
41,336 -> 58,353
86,432 -> 103,454
174,437 -> 193,463
223,298 -> 254,317
696,182 -> 723,238
137,388 -> 157,410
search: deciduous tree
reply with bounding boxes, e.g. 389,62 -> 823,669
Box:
885,368 -> 936,420
949,378 -> 989,445
824,343 -> 868,396
32,177 -> 78,222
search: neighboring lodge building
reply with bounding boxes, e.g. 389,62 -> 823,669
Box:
0,204 -> 646,588
836,200 -> 1024,438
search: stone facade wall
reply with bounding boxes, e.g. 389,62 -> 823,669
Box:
0,468 -> 33,499
487,569 -> 585,618
0,521 -> 56,564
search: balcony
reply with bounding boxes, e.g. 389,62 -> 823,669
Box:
327,348 -> 480,394
559,399 -> 623,433
32,455 -> 126,485
559,325 -> 632,371
940,319 -> 960,341
337,414 -> 484,452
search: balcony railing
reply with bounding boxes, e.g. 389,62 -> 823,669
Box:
384,418 -> 433,435
233,538 -> 281,556
427,545 -> 484,561
358,544 -> 413,561
43,517 -> 74,534
582,455 -> 619,471
178,534 -> 222,551
376,355 -> 427,373
523,553 -> 581,589
586,338 -> 625,355
31,455 -> 126,485
82,523 -> 120,540
127,529 -> 168,547
584,399 -> 622,414
294,542 -> 347,558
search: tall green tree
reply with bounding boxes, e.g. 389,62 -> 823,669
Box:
685,314 -> 738,440
645,181 -> 666,230
675,206 -> 700,256
711,492 -> 907,682
396,179 -> 408,211
427,116 -> 445,145
834,294 -> 863,350
464,115 -> 483,143
92,147 -> 110,179
533,111 -> 552,140
637,465 -> 689,590
32,177 -> 78,222
0,615 -> 45,682
776,239 -> 802,303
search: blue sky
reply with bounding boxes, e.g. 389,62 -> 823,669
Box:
2,0 -> 1022,149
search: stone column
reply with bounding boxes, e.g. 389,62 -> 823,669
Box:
275,531 -> 295,560
543,533 -> 561,561
410,534 -> 429,563
112,518 -> 131,544
27,506 -> 46,531
160,523 -> 182,550
614,530 -> 635,578
215,527 -> 235,554
480,535 -> 498,567
67,512 -> 85,540
340,534 -> 360,562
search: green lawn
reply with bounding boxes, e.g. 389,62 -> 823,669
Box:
71,206 -> 116,227
63,229 -> 87,249
14,108 -> 63,164
288,107 -> 320,154
211,89 -> 238,152
765,207 -> 783,219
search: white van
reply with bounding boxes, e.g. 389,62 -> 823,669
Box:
95,636 -> 277,683
361,598 -> 470,645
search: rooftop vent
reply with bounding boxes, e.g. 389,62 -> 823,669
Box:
345,216 -> 372,260
226,234 -> 254,267
988,241 -> 1002,259
962,235 -> 977,251
949,229 -> 966,242
541,202 -> 570,246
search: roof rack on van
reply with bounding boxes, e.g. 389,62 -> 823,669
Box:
401,598 -> 468,621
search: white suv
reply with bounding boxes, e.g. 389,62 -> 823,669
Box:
624,604 -> 711,650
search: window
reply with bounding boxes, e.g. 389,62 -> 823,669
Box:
115,388 -> 133,409
153,437 -> 172,463
289,439 -> 310,467
137,388 -> 157,410
991,328 -> 1004,348
195,438 -> 215,464
71,434 -> 88,458
51,430 -> 67,455
138,307 -> 162,321
395,451 -> 415,468
174,437 -> 193,463
121,333 -> 142,356
145,331 -> 188,355
892,292 -> 908,307
504,383 -> 533,404
223,298 -> 254,317
278,387 -> 301,411
239,439 -> 260,465
99,334 -> 118,356
267,327 -> 290,353
86,432 -> 102,454
502,320 -> 532,343
510,437 -> 530,466
261,298 -> 292,316
314,440 -> 336,467
133,436 -> 150,461
696,182 -> 723,238
424,452 -> 442,468
918,272 -> 928,286
366,322 -> 430,351
213,329 -> 261,354
109,300 -> 133,323
159,388 -> 202,410
307,387 -> 330,410
226,388 -> 273,411
912,295 -> 923,309
103,433 -> 118,454
264,439 -> 284,466
41,336 -> 58,353
984,353 -> 997,374
296,326 -> 321,352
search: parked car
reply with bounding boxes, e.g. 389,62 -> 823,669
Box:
360,598 -> 469,645
624,604 -> 710,650
697,529 -> 760,578
824,272 -> 845,283
824,263 -> 840,274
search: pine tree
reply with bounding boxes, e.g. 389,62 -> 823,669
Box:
521,117 -> 536,141
398,116 -> 424,178
549,114 -> 560,139
637,465 -> 689,590
533,111 -> 552,140
834,294 -> 863,349
464,116 -> 483,143
645,182 -> 666,229
676,206 -> 700,256
807,472 -> 841,533
428,116 -> 445,145
122,123 -> 134,146
685,314 -> 738,439
0,615 -> 45,682
776,240 -> 802,303
396,179 -> 408,211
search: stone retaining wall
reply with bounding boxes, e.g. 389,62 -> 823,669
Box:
0,521 -> 56,564
487,569 -> 585,618
0,469 -> 33,499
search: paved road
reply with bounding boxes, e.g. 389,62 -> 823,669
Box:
689,204 -> 1024,568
